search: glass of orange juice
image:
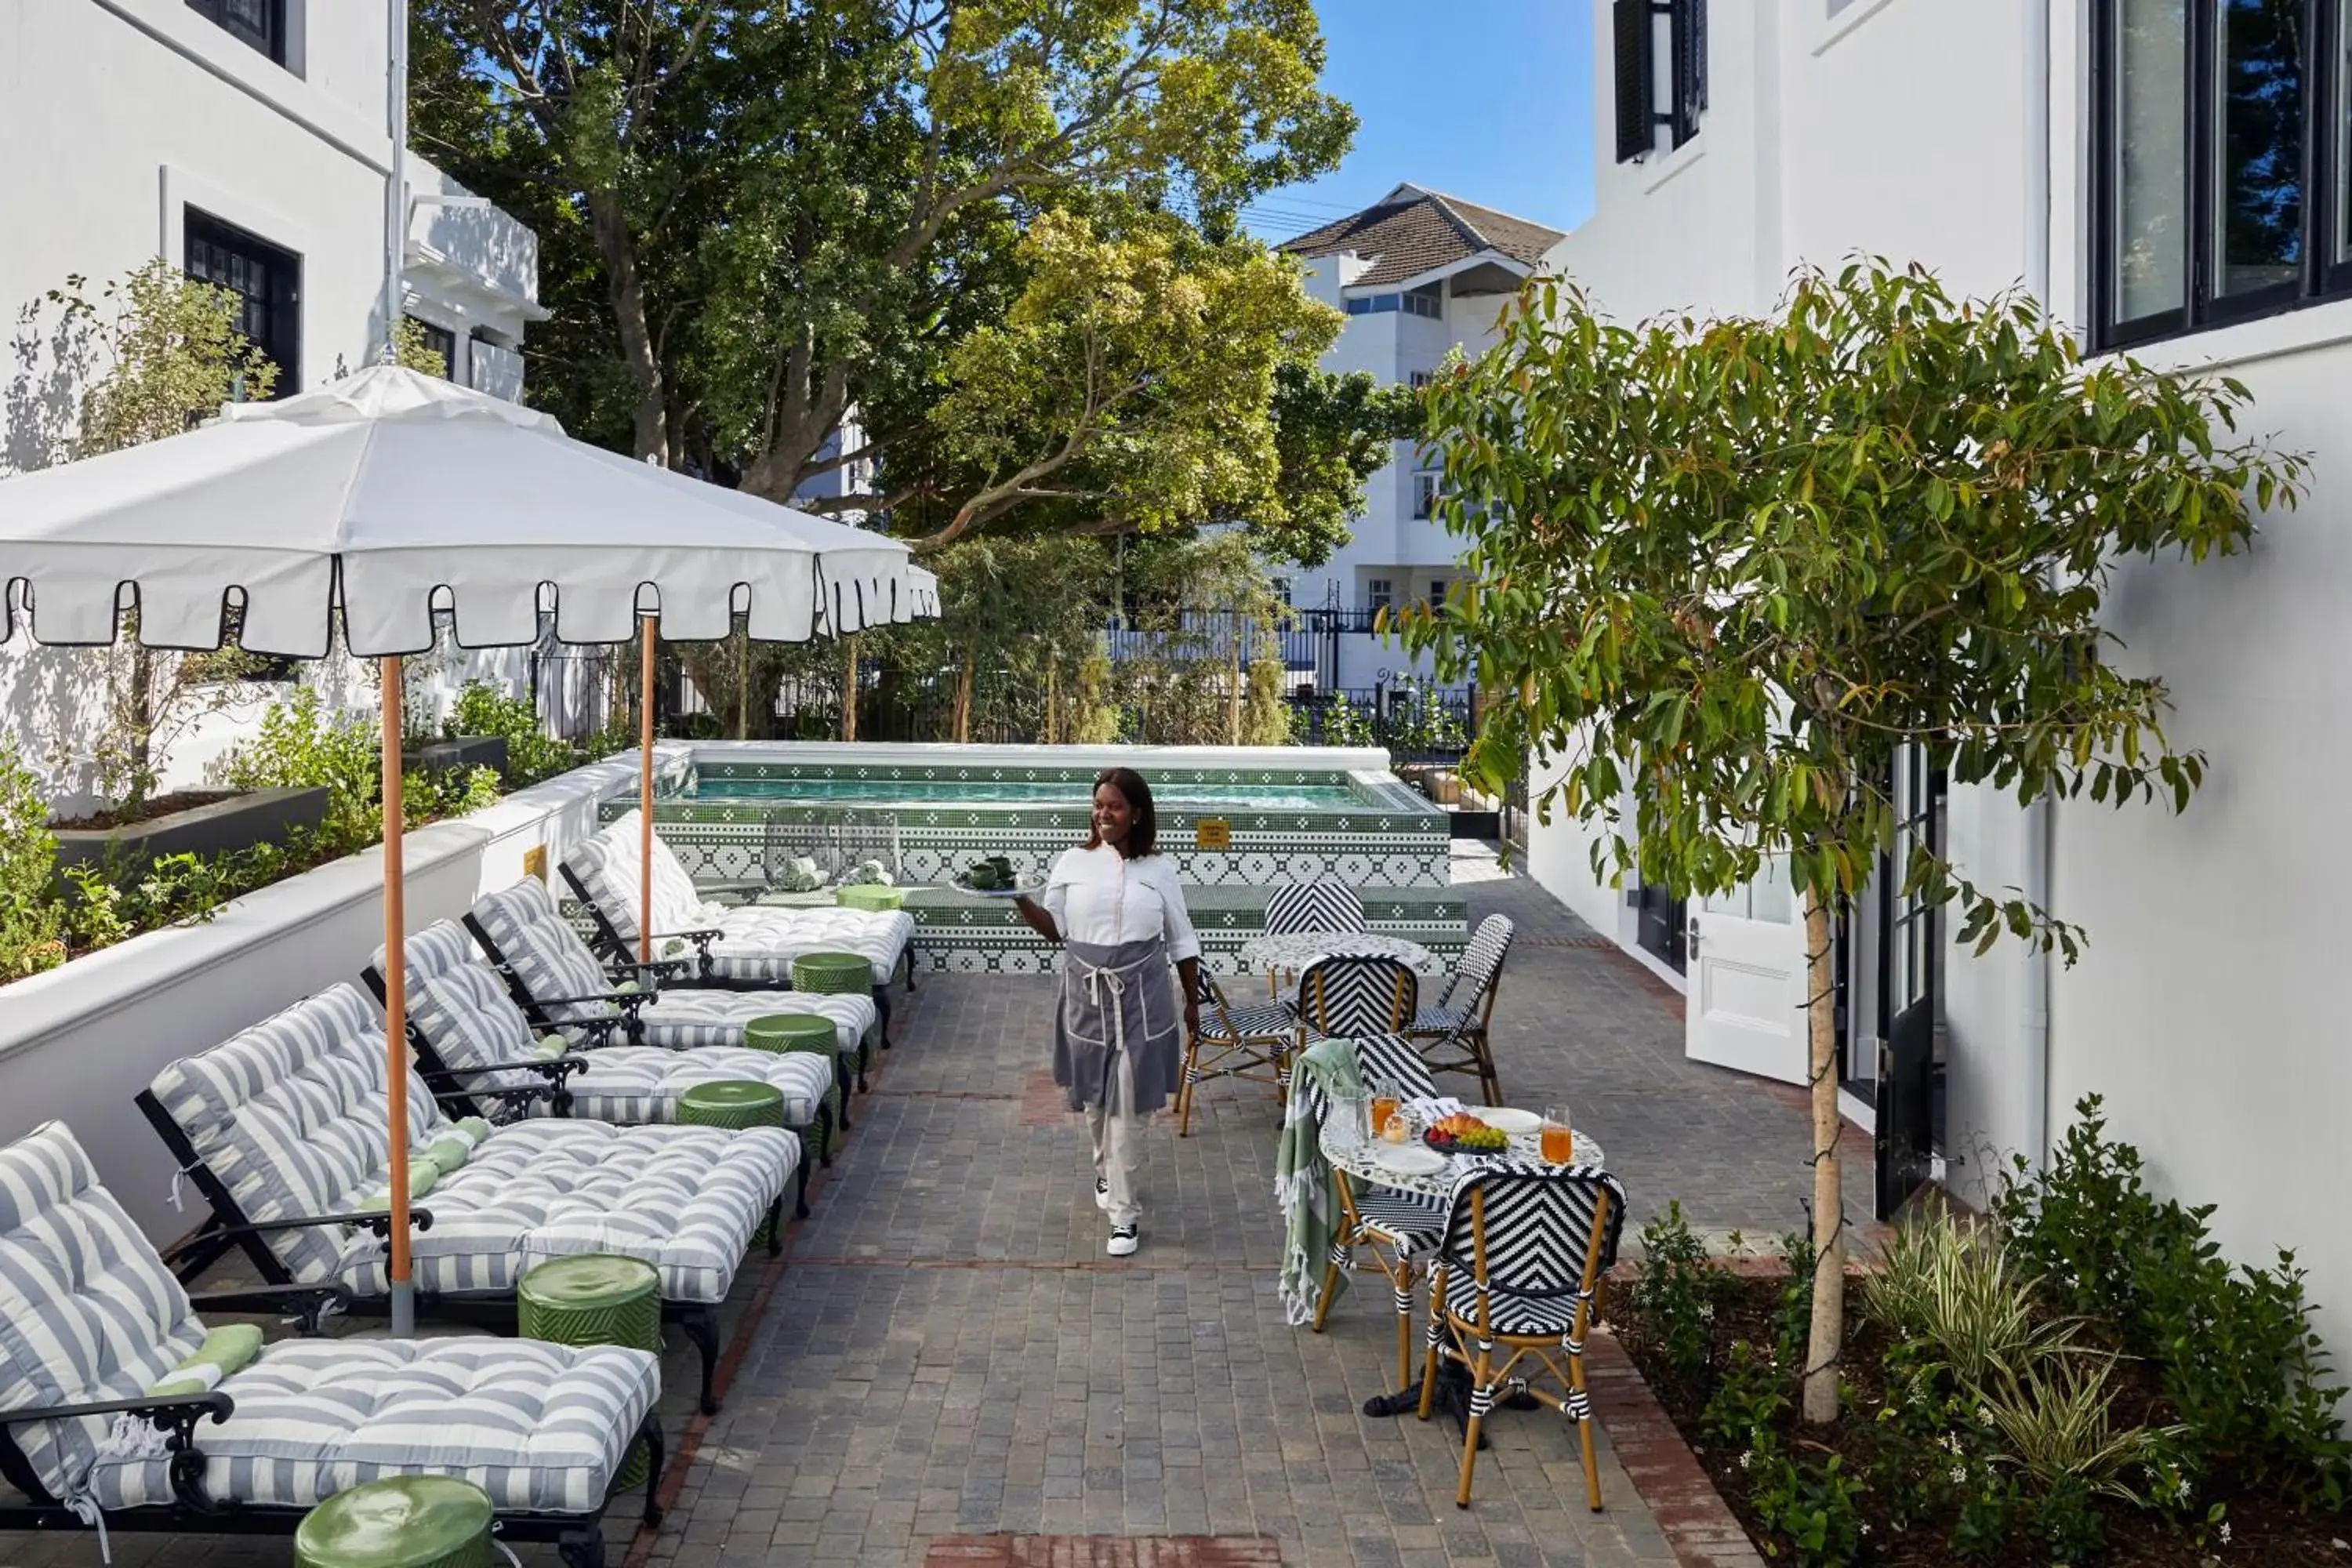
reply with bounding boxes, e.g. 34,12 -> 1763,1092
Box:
1370,1081 -> 1400,1139
1540,1105 -> 1575,1164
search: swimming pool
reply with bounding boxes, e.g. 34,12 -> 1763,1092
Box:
675,776 -> 1366,812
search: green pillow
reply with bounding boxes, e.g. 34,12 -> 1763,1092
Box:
422,1116 -> 496,1177
615,979 -> 641,995
534,1033 -> 569,1058
147,1323 -> 264,1398
357,1160 -> 439,1211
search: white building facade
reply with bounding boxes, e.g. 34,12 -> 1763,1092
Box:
1534,0 -> 2352,1352
1,0 -> 545,805
1279,185 -> 1563,692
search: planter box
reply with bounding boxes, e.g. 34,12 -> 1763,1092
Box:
52,786 -> 332,882
402,735 -> 510,779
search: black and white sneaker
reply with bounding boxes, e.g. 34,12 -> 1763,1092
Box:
1094,1178 -> 1111,1212
1106,1225 -> 1139,1258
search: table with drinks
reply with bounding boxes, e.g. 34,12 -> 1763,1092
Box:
1320,1093 -> 1605,1200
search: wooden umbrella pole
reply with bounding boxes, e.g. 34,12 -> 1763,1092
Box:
640,612 -> 656,967
379,655 -> 415,1336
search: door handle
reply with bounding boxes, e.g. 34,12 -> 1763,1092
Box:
1686,922 -> 1701,953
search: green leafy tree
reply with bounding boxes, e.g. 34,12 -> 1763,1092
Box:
1400,261 -> 2308,1424
30,263 -> 280,808
0,736 -> 66,982
409,0 -> 1352,489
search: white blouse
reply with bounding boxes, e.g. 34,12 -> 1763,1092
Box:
1043,844 -> 1200,962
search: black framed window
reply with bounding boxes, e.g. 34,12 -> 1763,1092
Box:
185,210 -> 300,397
186,0 -> 285,65
2096,0 -> 2352,348
1613,0 -> 1708,162
407,317 -> 457,379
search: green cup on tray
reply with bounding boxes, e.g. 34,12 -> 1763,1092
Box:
964,854 -> 1017,891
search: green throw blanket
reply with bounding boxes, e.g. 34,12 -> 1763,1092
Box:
1277,1036 -> 1364,1327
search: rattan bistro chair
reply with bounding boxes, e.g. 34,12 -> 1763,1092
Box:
1307,1033 -> 1448,1388
1175,971 -> 1297,1136
1261,882 -> 1367,995
1418,1163 -> 1629,1510
1410,914 -> 1515,1104
1295,953 -> 1419,1041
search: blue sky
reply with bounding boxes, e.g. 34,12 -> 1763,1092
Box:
1243,0 -> 1594,244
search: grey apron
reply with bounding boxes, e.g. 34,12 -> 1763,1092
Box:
1054,937 -> 1185,1115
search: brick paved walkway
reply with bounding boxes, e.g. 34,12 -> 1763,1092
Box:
0,851 -> 1848,1567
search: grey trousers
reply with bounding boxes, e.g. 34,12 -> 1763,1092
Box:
1086,1044 -> 1146,1227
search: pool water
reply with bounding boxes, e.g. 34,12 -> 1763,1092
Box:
681,779 -> 1363,811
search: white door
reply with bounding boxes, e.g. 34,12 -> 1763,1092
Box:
1685,858 -> 1807,1085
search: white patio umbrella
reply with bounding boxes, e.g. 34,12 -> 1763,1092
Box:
0,365 -> 938,1330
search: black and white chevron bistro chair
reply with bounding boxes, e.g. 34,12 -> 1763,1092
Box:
1306,1033 -> 1449,1387
1411,915 -> 1515,1103
1296,954 -> 1418,1041
1175,971 -> 1298,1136
1417,1164 -> 1629,1510
1261,881 -> 1368,994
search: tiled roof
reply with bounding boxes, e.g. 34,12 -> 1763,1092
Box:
1278,186 -> 1565,289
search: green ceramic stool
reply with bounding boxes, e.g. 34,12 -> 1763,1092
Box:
295,1475 -> 494,1568
789,951 -> 872,995
678,1080 -> 788,1248
518,1253 -> 662,1489
746,1013 -> 845,1156
834,883 -> 906,912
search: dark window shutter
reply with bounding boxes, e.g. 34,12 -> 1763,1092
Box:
1613,0 -> 1653,162
1669,0 -> 1704,146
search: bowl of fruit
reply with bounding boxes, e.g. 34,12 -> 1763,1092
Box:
1422,1112 -> 1510,1156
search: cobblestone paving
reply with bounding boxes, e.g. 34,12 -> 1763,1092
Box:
0,849 -> 1856,1567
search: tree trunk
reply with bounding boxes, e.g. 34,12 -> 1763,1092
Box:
586,190 -> 667,466
125,644 -> 154,810
953,651 -> 975,743
840,635 -> 858,742
1802,884 -> 1845,1424
1045,653 -> 1060,746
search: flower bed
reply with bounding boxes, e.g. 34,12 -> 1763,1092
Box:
1610,1103 -> 2351,1566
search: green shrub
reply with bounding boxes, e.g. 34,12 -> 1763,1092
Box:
1993,1096 -> 2350,1503
215,688 -> 382,854
0,737 -> 66,982
1745,1440 -> 1867,1566
446,680 -> 575,787
1863,1207 -> 2066,1391
1625,1200 -> 1736,1376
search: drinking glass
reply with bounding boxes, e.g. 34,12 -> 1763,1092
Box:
1370,1080 -> 1401,1140
1329,1094 -> 1369,1152
1540,1105 -> 1575,1164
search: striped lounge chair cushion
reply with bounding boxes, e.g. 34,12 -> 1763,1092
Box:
0,1123 -> 206,1507
85,1338 -> 659,1514
550,1046 -> 833,1126
633,987 -> 875,1058
148,985 -> 796,1305
468,879 -> 630,1035
568,814 -> 913,985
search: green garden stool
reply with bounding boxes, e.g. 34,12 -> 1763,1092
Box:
746,1013 -> 845,1156
834,883 -> 906,912
518,1253 -> 661,1489
789,951 -> 872,995
677,1080 -> 789,1250
295,1475 -> 494,1568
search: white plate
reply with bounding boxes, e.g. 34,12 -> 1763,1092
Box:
1471,1107 -> 1543,1136
1372,1144 -> 1448,1177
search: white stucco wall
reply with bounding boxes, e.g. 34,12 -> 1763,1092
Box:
1527,0 -> 2352,1348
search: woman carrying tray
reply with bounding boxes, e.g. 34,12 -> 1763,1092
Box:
1014,766 -> 1200,1257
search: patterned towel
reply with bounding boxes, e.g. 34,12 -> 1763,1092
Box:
1277,1036 -> 1364,1327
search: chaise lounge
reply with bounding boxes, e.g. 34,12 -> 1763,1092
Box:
365,918 -> 842,1216
562,810 -> 916,1029
0,1122 -> 662,1568
139,984 -> 796,1414
465,876 -> 881,1102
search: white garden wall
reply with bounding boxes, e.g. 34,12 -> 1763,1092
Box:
0,747 -> 674,1248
